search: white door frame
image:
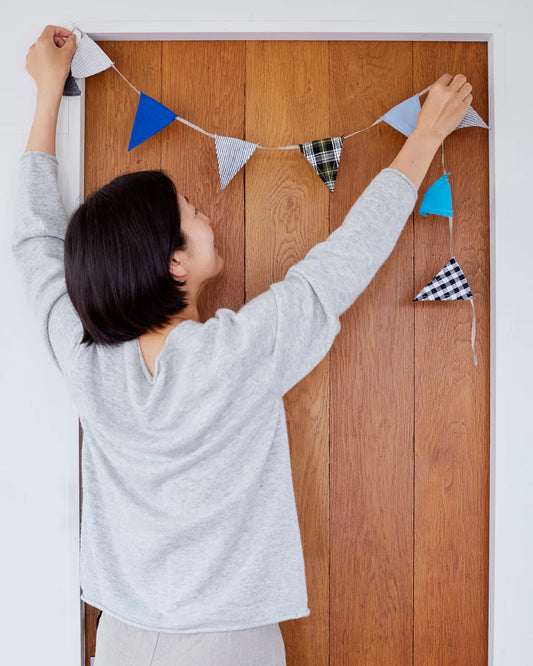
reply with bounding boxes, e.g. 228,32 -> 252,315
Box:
59,22 -> 504,666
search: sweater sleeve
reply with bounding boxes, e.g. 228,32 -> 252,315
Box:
214,167 -> 418,398
11,150 -> 83,376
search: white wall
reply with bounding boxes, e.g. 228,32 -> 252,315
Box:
1,2 -> 532,664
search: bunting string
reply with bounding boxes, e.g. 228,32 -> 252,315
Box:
110,64 -> 140,95
114,61 -> 430,150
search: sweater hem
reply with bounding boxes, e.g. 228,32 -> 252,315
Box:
80,594 -> 311,634
381,166 -> 419,200
20,150 -> 58,164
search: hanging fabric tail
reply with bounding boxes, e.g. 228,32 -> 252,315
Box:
449,216 -> 453,258
470,298 -> 478,366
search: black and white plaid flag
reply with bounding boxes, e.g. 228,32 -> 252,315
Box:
299,136 -> 344,192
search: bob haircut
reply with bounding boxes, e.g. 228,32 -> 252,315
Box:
64,169 -> 190,348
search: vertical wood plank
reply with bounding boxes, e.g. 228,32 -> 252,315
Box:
413,42 -> 490,665
329,42 -> 414,665
84,41 -> 162,190
246,41 -> 331,666
161,41 -> 246,320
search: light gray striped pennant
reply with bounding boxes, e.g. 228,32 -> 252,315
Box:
456,105 -> 489,129
214,135 -> 259,191
71,32 -> 114,79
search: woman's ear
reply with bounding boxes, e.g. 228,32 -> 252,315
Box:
169,251 -> 187,280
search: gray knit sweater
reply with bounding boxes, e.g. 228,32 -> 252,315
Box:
11,150 -> 418,633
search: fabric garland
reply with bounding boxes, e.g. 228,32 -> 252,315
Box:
64,25 -> 489,366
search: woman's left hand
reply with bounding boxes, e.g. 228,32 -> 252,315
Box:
25,25 -> 77,96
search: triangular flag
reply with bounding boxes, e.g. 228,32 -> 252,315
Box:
419,172 -> 453,217
62,69 -> 81,96
413,256 -> 478,366
456,106 -> 489,130
413,256 -> 472,301
70,32 -> 114,79
128,92 -> 178,151
381,93 -> 421,137
298,136 -> 344,192
214,135 -> 259,190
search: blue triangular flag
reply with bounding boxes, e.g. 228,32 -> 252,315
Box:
381,93 -> 421,137
214,135 -> 259,190
419,172 -> 453,217
128,92 -> 178,151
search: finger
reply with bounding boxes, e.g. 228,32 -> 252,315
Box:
436,73 -> 453,86
460,82 -> 473,100
449,74 -> 468,91
62,33 -> 77,51
55,27 -> 72,39
45,24 -> 72,39
55,34 -> 72,48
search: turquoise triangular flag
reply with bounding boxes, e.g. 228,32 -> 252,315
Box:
128,92 -> 178,151
214,135 -> 259,190
419,173 -> 453,217
381,93 -> 421,137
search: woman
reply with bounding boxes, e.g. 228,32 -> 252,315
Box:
15,24 -> 473,666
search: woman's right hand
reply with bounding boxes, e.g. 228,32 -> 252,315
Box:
414,73 -> 473,141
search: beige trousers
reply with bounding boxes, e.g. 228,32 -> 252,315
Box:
94,612 -> 287,666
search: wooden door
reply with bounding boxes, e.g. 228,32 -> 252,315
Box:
82,39 -> 489,665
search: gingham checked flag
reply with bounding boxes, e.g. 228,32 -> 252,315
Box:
299,136 -> 344,192
413,257 -> 478,365
413,257 -> 472,301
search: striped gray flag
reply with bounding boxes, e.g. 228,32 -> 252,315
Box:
215,135 -> 259,191
71,32 -> 114,79
456,105 -> 489,129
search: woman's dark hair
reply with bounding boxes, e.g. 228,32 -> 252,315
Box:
64,169 -> 190,347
